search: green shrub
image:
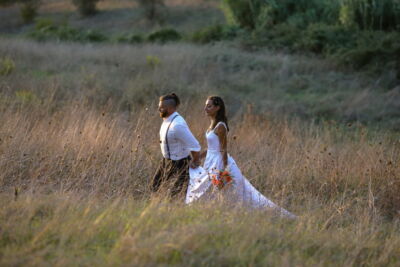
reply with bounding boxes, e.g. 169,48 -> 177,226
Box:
19,0 -> 41,24
35,18 -> 53,30
340,0 -> 400,31
0,57 -> 15,76
115,33 -> 144,44
222,0 -> 340,30
146,55 -> 161,69
15,90 -> 39,105
191,24 -> 240,44
72,0 -> 101,16
29,21 -> 108,42
337,31 -> 400,69
221,0 -> 264,29
0,0 -> 14,6
300,23 -> 355,54
147,28 -> 181,43
252,23 -> 302,50
84,30 -> 107,42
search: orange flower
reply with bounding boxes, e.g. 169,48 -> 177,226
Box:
220,171 -> 229,176
212,177 -> 219,186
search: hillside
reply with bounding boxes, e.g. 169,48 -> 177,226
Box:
0,1 -> 399,266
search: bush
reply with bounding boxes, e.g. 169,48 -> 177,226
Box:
0,0 -> 14,6
0,57 -> 15,76
300,23 -> 355,54
29,21 -> 108,43
191,24 -> 240,44
115,33 -> 144,44
252,23 -> 302,50
222,0 -> 340,30
337,31 -> 400,69
19,0 -> 41,23
72,0 -> 101,16
223,0 -> 400,31
147,28 -> 181,43
340,0 -> 400,31
221,0 -> 263,29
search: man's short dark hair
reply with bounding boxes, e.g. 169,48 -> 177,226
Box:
160,93 -> 180,107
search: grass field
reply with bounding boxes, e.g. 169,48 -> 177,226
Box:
0,0 -> 223,34
1,1 -> 400,266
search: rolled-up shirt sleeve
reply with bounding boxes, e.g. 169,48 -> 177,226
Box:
175,124 -> 201,152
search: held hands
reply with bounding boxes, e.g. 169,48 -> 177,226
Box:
190,159 -> 201,169
190,151 -> 201,169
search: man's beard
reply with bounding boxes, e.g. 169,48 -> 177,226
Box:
160,111 -> 169,118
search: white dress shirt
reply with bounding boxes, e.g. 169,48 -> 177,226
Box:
160,112 -> 201,160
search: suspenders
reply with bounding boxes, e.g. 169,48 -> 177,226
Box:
165,115 -> 179,159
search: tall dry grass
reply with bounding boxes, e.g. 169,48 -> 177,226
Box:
1,37 -> 398,129
0,37 -> 399,265
1,102 -> 399,217
1,194 -> 399,266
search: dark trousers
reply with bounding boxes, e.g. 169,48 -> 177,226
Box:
152,156 -> 190,197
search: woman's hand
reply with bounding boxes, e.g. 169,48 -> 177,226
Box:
200,150 -> 207,160
190,151 -> 201,168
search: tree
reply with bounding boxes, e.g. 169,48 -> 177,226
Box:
19,0 -> 41,23
136,0 -> 165,22
0,0 -> 41,24
0,0 -> 14,7
72,0 -> 102,16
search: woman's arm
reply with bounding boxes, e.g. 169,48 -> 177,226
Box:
215,124 -> 228,170
200,150 -> 207,160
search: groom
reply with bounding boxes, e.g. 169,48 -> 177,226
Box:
152,93 -> 201,197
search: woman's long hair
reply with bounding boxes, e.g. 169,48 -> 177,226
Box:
208,96 -> 229,131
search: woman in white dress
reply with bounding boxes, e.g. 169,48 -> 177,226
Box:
186,96 -> 296,218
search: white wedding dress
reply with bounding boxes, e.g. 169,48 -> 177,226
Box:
186,122 -> 295,218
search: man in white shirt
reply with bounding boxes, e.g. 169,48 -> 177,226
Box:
152,93 -> 201,197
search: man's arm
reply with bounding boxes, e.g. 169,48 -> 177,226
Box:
175,124 -> 201,168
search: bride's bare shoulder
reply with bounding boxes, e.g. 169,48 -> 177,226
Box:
214,123 -> 227,136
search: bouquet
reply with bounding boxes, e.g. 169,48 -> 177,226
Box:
211,170 -> 233,190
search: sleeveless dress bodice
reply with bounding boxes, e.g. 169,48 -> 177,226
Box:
206,129 -> 221,152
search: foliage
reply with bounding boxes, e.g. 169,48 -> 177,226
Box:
72,0 -> 101,16
299,23 -> 356,54
0,57 -> 15,76
221,0 -> 400,74
222,0 -> 340,29
221,0 -> 263,29
339,0 -> 400,31
29,20 -> 108,42
0,0 -> 14,6
0,0 -> 41,23
191,24 -> 240,44
15,90 -> 39,105
147,28 -> 181,43
146,55 -> 161,69
136,0 -> 165,22
222,0 -> 400,31
19,0 -> 41,23
115,33 -> 144,44
337,31 -> 400,69
29,20 -> 186,45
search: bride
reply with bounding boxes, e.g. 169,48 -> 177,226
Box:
185,96 -> 296,218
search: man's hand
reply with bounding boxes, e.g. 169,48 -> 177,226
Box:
190,159 -> 200,169
190,151 -> 201,169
